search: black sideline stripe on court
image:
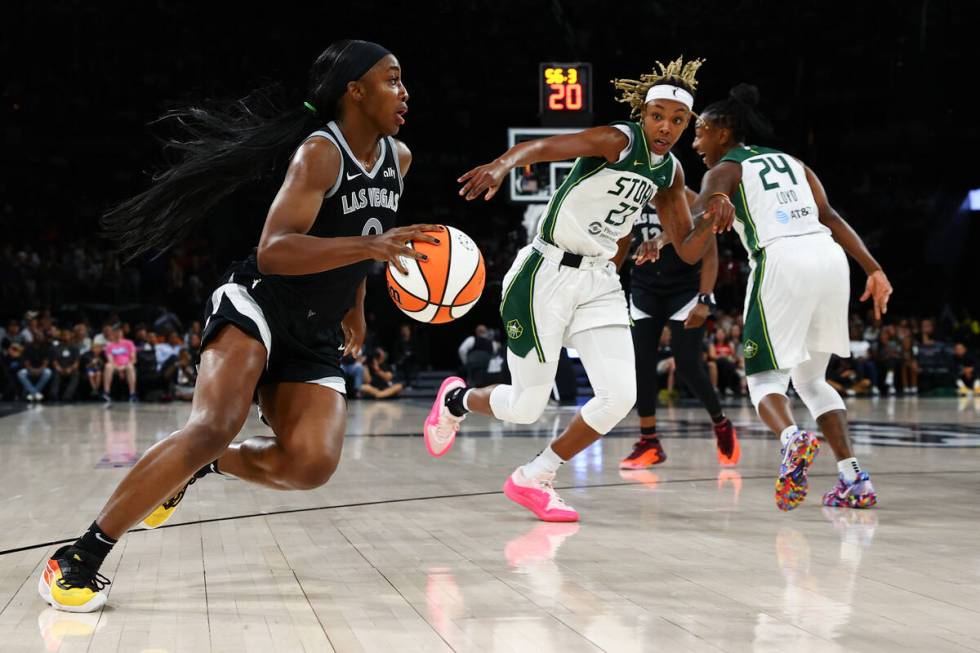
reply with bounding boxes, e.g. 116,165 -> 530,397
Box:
1,469 -> 977,558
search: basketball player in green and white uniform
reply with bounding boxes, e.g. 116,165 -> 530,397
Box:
692,84 -> 892,511
422,58 -> 735,522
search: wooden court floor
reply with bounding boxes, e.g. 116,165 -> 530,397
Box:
1,397 -> 978,652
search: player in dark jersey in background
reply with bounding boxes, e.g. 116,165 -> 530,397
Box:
38,40 -> 441,613
620,195 -> 739,470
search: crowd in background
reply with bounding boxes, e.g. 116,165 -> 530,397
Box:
3,300 -> 977,405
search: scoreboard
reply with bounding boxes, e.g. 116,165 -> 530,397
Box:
539,62 -> 592,127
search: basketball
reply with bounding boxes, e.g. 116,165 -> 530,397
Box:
385,225 -> 486,323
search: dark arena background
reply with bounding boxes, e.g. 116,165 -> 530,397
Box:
2,3 -> 980,652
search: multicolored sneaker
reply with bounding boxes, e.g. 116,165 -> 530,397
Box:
774,431 -> 819,511
503,468 -> 579,522
822,471 -> 877,509
424,376 -> 466,458
619,436 -> 667,469
141,463 -> 214,529
38,546 -> 110,613
713,418 -> 741,466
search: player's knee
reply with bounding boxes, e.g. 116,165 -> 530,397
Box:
181,420 -> 240,460
792,377 -> 845,418
747,369 -> 791,411
583,381 -> 635,434
283,452 -> 339,490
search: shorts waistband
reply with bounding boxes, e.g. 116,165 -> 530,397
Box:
531,237 -> 609,270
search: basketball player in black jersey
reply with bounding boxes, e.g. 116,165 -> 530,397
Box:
619,189 -> 740,470
38,40 -> 442,613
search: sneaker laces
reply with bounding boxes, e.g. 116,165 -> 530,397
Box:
536,474 -> 570,511
59,553 -> 111,592
625,438 -> 655,460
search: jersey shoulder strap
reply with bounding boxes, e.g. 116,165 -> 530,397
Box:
718,144 -> 781,164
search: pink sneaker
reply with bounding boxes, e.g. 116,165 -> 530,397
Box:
424,376 -> 466,457
503,468 -> 579,522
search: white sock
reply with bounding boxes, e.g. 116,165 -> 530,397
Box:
462,389 -> 474,411
780,425 -> 799,447
521,445 -> 564,480
838,457 -> 862,483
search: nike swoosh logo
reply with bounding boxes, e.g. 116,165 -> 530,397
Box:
252,279 -> 261,289
633,161 -> 644,166
94,533 -> 114,544
346,172 -> 361,180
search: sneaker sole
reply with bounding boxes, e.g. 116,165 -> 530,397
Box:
775,435 -> 819,511
823,492 -> 878,509
37,573 -> 106,614
503,478 -> 579,523
424,376 -> 465,458
716,430 -> 741,467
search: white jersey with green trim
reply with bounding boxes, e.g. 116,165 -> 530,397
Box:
538,121 -> 679,259
720,145 -> 829,257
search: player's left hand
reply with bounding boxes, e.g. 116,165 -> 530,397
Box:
341,305 -> 366,358
861,269 -> 893,321
706,193 -> 736,233
684,302 -> 710,329
633,239 -> 662,265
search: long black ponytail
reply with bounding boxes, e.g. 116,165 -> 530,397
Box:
700,83 -> 774,144
102,39 -> 390,261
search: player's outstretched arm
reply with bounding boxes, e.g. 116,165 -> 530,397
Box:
804,165 -> 892,319
457,126 -> 629,201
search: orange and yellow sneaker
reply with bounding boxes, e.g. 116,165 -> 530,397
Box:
38,546 -> 109,613
619,436 -> 667,469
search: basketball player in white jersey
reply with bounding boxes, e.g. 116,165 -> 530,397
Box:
691,84 -> 892,511
424,58 -> 735,522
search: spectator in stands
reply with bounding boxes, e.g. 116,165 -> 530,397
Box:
953,342 -> 978,395
92,323 -> 113,348
50,328 -> 81,401
828,356 -> 872,396
877,325 -> 903,395
18,330 -> 53,401
3,320 -> 30,347
173,349 -> 197,401
391,323 -> 421,387
848,325 -> 879,395
84,342 -> 106,399
458,324 -> 496,365
709,327 -> 741,396
1,342 -> 27,400
729,323 -> 748,395
103,326 -> 138,402
360,347 -> 404,399
900,334 -> 919,394
73,323 -> 92,355
656,326 -> 677,402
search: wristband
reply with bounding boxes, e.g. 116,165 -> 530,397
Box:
697,293 -> 716,309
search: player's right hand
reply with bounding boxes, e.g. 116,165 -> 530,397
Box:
372,224 -> 444,275
706,193 -> 736,233
861,269 -> 893,321
458,160 -> 509,201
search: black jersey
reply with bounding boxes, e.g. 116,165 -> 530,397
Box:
250,121 -> 404,324
630,206 -> 701,300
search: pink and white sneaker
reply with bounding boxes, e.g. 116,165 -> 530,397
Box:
424,376 -> 466,458
503,467 -> 579,522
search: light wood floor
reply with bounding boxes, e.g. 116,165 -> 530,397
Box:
1,396 -> 979,652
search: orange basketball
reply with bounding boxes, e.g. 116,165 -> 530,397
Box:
385,225 -> 485,323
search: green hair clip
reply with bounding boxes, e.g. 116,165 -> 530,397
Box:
303,101 -> 318,114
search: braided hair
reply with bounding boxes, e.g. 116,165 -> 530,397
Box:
611,56 -> 705,119
101,40 -> 391,261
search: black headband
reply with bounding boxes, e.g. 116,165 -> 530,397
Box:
335,40 -> 392,86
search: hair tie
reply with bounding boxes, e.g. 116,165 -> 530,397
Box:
303,101 -> 318,114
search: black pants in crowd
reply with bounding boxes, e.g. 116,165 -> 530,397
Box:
51,369 -> 80,401
632,297 -> 722,420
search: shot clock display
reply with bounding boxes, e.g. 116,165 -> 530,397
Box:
539,62 -> 592,127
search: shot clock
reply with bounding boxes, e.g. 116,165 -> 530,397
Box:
539,62 -> 592,127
